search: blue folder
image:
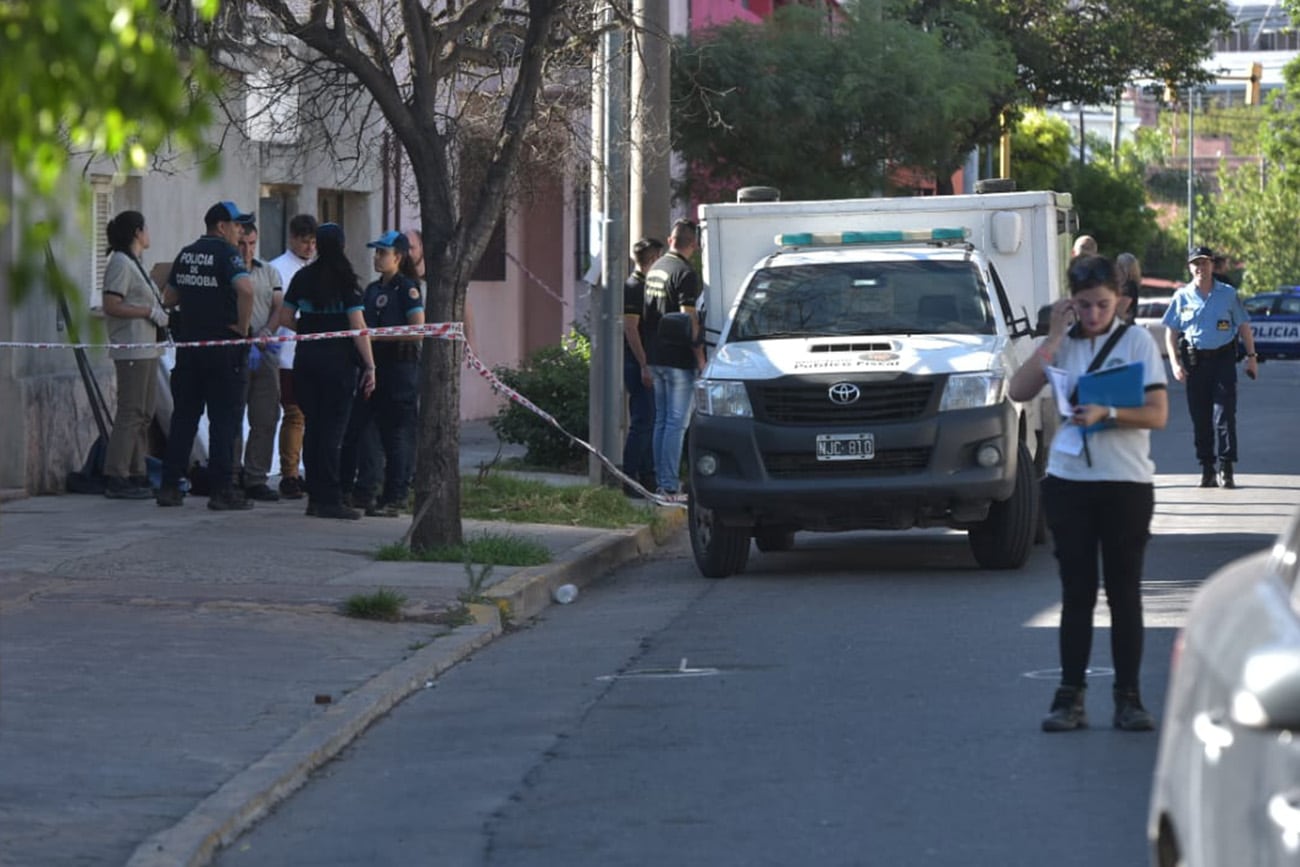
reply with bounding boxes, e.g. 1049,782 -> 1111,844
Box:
1076,362 -> 1145,432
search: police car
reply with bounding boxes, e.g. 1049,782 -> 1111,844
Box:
1246,287 -> 1300,359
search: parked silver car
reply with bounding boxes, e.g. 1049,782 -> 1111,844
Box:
1149,509 -> 1300,866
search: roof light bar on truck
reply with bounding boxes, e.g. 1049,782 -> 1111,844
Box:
774,227 -> 970,247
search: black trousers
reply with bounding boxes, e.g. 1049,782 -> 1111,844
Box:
294,344 -> 358,507
1184,351 -> 1237,465
1041,476 -> 1154,692
162,344 -> 248,496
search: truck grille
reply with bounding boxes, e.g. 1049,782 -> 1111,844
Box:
757,379 -> 936,424
763,447 -> 932,477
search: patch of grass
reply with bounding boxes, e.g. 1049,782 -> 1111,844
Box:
372,531 -> 551,568
461,474 -> 657,528
343,588 -> 407,622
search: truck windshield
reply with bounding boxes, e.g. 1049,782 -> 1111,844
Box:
728,260 -> 995,341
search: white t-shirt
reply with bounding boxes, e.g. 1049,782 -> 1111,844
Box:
1043,320 -> 1167,483
268,250 -> 312,369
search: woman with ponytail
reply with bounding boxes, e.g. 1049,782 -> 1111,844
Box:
101,210 -> 169,499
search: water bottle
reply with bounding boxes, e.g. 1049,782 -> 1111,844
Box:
552,583 -> 578,605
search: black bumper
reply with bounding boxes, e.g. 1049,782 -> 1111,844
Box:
688,401 -> 1019,531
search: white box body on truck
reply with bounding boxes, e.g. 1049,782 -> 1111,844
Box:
687,190 -> 1075,578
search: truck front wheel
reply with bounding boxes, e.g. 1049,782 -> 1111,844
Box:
968,441 -> 1037,570
689,494 -> 751,578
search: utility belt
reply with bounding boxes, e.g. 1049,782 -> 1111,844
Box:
1178,339 -> 1236,369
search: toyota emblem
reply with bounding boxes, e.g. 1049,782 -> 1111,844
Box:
828,382 -> 860,405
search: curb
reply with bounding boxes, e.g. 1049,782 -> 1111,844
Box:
125,509 -> 685,867
486,506 -> 686,624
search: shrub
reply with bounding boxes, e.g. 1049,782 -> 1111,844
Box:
490,328 -> 590,468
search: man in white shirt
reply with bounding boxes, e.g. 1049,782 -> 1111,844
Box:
268,213 -> 317,499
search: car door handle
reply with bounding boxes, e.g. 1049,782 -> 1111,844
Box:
1193,711 -> 1234,762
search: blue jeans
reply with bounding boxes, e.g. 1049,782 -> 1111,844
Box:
651,365 -> 694,493
623,350 -> 654,481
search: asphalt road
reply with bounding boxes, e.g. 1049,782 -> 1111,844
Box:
213,360 -> 1300,867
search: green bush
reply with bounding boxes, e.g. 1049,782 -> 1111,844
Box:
490,328 -> 590,468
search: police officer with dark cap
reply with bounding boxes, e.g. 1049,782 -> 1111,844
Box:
348,229 -> 424,517
1162,245 -> 1259,488
156,201 -> 257,510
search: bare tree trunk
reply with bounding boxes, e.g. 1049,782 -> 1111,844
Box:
411,331 -> 463,549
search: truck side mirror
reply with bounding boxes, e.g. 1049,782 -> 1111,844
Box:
1035,304 -> 1053,337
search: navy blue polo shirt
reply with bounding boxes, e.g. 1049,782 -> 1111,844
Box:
364,274 -> 424,364
167,235 -> 249,340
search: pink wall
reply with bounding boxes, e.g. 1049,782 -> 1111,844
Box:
691,0 -> 761,30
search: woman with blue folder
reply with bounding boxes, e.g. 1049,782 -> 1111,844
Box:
1009,255 -> 1169,734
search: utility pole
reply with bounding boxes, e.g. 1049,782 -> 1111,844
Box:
590,6 -> 628,484
1187,88 -> 1196,250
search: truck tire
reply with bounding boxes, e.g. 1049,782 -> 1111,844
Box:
754,526 -> 796,553
689,494 -> 751,578
968,441 -> 1037,570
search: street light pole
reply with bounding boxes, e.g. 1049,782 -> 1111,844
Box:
1187,88 -> 1196,249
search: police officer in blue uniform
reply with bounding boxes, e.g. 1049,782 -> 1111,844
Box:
157,201 -> 257,510
1162,246 -> 1259,488
352,230 -> 424,517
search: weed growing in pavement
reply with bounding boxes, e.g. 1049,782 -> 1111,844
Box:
343,588 -> 407,622
461,473 -> 655,528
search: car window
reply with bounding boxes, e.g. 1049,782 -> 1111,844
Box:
1279,297 -> 1300,316
728,260 -> 995,340
1246,296 -> 1275,316
1136,301 -> 1167,319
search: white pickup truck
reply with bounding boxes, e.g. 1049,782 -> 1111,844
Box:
687,189 -> 1075,577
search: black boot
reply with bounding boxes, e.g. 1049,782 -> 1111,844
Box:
1113,686 -> 1156,731
1199,464 -> 1217,488
1042,685 -> 1087,732
1218,461 -> 1236,489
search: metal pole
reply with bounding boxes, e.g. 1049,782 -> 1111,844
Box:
1187,89 -> 1195,249
592,7 -> 628,484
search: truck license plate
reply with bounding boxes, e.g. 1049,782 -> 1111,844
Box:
816,433 -> 875,461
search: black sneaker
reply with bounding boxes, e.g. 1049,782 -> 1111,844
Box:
244,484 -> 281,502
1218,462 -> 1236,489
1042,685 -> 1087,732
129,475 -> 153,492
278,476 -> 305,500
1113,687 -> 1156,731
347,491 -> 377,510
105,476 -> 152,500
156,486 -> 184,507
315,503 -> 362,520
208,491 -> 254,511
1199,465 -> 1218,488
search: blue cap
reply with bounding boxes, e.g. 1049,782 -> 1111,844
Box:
205,200 -> 253,227
366,230 -> 410,253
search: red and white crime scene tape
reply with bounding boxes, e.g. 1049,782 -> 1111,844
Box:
1,321 -> 682,508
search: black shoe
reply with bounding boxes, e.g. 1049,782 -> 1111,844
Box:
1199,465 -> 1218,488
156,486 -> 184,507
278,476 -> 305,500
315,502 -> 362,520
347,491 -> 376,510
1042,685 -> 1087,732
1218,462 -> 1236,489
1113,687 -> 1156,731
208,490 -> 254,511
129,475 -> 153,491
104,476 -> 152,500
305,500 -> 318,517
365,501 -> 401,518
244,484 -> 281,502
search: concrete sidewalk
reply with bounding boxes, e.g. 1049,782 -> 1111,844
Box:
0,420 -> 683,867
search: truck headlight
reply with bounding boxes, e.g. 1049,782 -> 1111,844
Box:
695,379 -> 753,417
939,372 -> 1005,411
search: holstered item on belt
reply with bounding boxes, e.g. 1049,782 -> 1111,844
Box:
1177,337 -> 1196,369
